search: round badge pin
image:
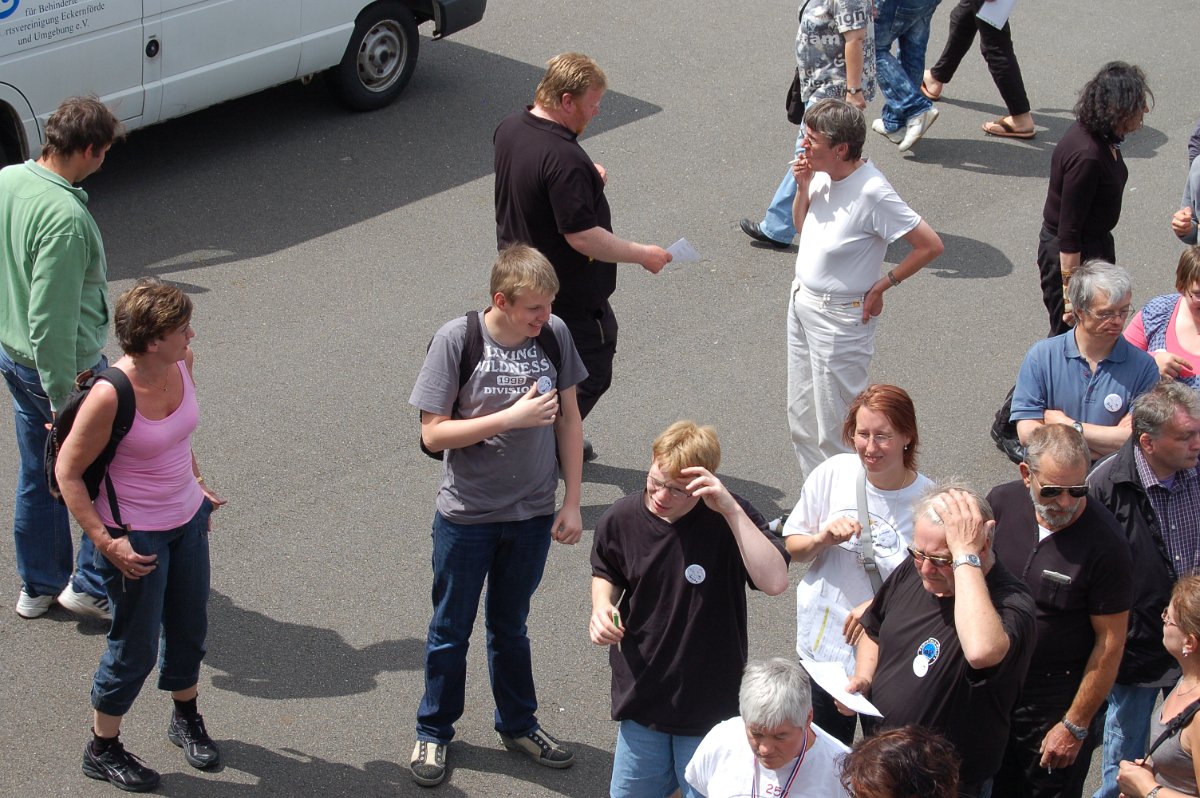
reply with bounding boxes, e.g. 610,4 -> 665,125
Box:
536,376 -> 553,394
685,564 -> 707,585
912,655 -> 929,678
1103,393 -> 1124,413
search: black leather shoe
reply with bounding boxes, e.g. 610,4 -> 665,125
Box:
168,710 -> 221,769
739,218 -> 789,248
583,438 -> 598,463
83,739 -> 161,792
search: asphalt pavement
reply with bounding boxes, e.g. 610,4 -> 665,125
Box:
0,1 -> 1193,795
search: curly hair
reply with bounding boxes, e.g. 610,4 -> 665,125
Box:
1074,61 -> 1152,136
840,725 -> 960,798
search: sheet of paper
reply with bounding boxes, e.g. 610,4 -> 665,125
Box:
800,660 -> 883,717
975,0 -> 1016,29
666,237 -> 701,262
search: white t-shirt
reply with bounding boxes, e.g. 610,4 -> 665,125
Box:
783,453 -> 932,674
794,161 -> 921,295
685,717 -> 849,798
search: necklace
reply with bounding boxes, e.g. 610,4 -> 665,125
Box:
1178,680 -> 1200,697
750,728 -> 810,798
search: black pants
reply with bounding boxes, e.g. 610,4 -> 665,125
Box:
559,302 -> 618,421
992,682 -> 1101,798
930,0 -> 1031,117
1036,223 -> 1116,337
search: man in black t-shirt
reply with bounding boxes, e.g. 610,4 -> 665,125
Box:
589,421 -> 789,798
493,52 -> 672,435
990,424 -> 1133,798
846,483 -> 1035,798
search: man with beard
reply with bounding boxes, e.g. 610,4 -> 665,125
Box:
989,424 -> 1134,797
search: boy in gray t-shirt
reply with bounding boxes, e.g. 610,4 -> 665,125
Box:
406,244 -> 586,787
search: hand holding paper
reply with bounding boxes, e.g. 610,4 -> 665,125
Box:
800,660 -> 883,717
666,237 -> 701,263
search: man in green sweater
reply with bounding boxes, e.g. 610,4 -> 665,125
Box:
0,95 -> 123,621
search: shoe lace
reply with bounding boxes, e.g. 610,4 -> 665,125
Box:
103,739 -> 151,770
176,712 -> 210,742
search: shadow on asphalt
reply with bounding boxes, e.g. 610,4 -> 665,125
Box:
83,39 -> 663,282
895,231 -> 1014,280
204,591 -> 423,699
580,462 -> 790,531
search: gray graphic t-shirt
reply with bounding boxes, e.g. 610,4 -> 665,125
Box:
796,0 -> 876,103
409,312 -> 586,524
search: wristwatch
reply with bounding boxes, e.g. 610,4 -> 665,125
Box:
1072,421 -> 1084,436
1147,786 -> 1163,798
1061,716 -> 1088,741
952,554 -> 981,570
846,87 -> 863,95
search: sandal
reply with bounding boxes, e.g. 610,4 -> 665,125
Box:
920,72 -> 942,101
981,118 -> 1036,139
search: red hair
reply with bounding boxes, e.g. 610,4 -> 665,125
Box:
841,384 -> 920,471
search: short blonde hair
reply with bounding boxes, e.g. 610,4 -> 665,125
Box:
490,244 -> 559,303
534,53 -> 607,109
652,421 -> 720,479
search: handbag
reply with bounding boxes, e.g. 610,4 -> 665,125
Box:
784,0 -> 813,125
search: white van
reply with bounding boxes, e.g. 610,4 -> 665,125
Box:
0,0 -> 486,163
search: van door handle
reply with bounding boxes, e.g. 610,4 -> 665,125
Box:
145,38 -> 160,58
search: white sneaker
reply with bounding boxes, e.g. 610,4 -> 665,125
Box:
15,588 -> 53,619
58,583 -> 111,621
898,107 -> 940,153
871,118 -> 903,144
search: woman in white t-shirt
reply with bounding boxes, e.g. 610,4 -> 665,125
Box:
782,384 -> 931,745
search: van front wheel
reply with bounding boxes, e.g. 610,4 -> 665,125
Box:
326,2 -> 418,111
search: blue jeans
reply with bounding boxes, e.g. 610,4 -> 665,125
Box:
91,499 -> 213,716
1093,683 -> 1168,798
416,512 -> 553,744
759,123 -> 808,243
874,0 -> 940,132
610,719 -> 703,798
0,347 -> 106,600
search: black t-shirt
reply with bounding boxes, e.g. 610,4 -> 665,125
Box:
989,480 -> 1134,679
493,109 -> 616,318
590,490 -> 788,736
863,559 -> 1035,784
1041,121 -> 1128,256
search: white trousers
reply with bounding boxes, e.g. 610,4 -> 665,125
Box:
787,282 -> 878,478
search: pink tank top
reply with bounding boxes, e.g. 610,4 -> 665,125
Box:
95,361 -> 204,530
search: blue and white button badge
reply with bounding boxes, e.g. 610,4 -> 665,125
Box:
0,0 -> 19,21
912,637 -> 941,678
536,376 -> 553,394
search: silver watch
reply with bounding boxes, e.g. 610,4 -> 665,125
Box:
952,553 -> 981,570
1062,716 -> 1088,740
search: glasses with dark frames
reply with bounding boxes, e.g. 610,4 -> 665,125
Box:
1030,473 -> 1088,499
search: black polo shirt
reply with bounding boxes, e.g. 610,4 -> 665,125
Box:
493,108 -> 615,318
989,479 -> 1133,679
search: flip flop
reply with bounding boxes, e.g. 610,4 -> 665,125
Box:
982,118 -> 1036,139
920,78 -> 942,102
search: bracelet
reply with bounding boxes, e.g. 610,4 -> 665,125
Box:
1147,786 -> 1162,798
886,269 -> 902,287
1061,716 -> 1088,740
196,476 -> 206,484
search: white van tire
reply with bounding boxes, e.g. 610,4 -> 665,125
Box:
326,2 -> 419,111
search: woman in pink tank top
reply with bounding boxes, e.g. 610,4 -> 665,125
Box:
55,278 -> 227,792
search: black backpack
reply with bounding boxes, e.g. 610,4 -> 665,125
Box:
45,367 -> 135,529
420,310 -> 562,460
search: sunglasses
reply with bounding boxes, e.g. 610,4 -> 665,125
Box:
1029,472 -> 1088,499
907,545 -> 953,568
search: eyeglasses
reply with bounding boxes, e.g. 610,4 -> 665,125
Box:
646,474 -> 691,500
1030,473 -> 1088,499
1185,288 -> 1200,303
1163,608 -> 1179,628
1080,305 -> 1134,322
906,546 -> 953,568
854,432 -> 894,446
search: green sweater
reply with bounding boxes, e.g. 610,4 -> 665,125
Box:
0,160 -> 109,409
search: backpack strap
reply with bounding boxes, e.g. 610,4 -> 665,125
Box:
1146,697 -> 1200,760
459,311 -> 485,391
534,320 -> 563,376
96,367 -> 135,532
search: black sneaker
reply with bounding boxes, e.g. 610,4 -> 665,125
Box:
410,740 -> 447,787
82,738 -> 160,792
499,727 -> 574,768
168,710 -> 220,769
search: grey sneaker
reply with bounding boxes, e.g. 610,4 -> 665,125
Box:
499,727 -> 574,769
58,583 -> 111,621
871,118 -> 903,144
410,740 -> 447,787
898,107 -> 940,153
16,588 -> 53,618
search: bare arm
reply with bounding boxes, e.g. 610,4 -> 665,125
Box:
784,516 -> 861,564
683,466 -> 789,595
861,220 -> 944,322
1039,611 -> 1129,768
842,28 -> 866,109
940,490 -> 1011,668
551,386 -> 583,545
1040,409 -> 1133,459
563,227 -> 671,274
589,576 -> 624,645
421,384 -> 558,452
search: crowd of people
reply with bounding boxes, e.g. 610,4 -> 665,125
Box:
2,2 -> 1200,796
